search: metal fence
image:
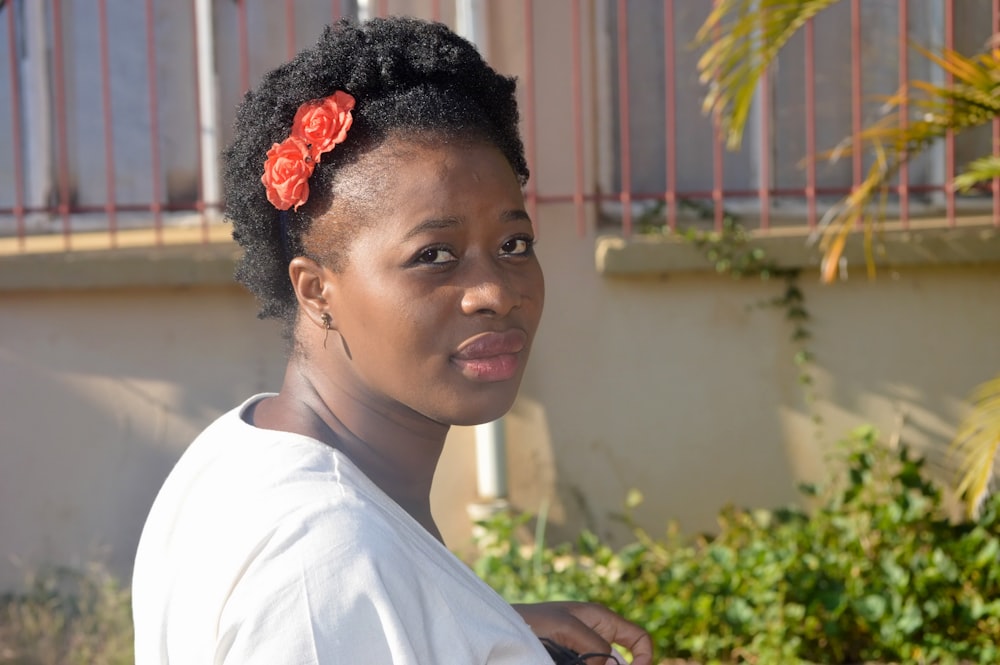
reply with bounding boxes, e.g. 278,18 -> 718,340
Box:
1,0 -> 998,255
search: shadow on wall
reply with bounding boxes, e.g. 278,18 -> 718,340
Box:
810,267 -> 1000,487
526,221 -> 802,543
0,286 -> 285,590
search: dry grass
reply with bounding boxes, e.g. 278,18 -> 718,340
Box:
0,564 -> 133,665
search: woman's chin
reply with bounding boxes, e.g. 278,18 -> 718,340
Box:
438,391 -> 520,428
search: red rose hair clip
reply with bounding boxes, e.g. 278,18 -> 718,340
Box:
261,91 -> 355,211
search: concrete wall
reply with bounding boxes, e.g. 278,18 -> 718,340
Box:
2,0 -> 1000,591
2,239 -> 998,589
0,283 -> 284,585
525,212 -> 1000,543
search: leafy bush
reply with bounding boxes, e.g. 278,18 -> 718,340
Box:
0,563 -> 133,665
473,427 -> 1000,664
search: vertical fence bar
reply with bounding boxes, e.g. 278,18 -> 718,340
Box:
616,0 -> 632,234
286,0 -> 296,60
333,0 -> 342,22
850,0 -> 862,203
97,0 -> 118,247
522,0 -> 538,227
570,0 -> 585,235
664,0 -> 677,230
897,0 -> 909,228
431,0 -> 441,22
712,116 -> 724,230
238,0 -> 250,94
378,0 -> 389,18
145,0 -> 163,241
804,17 -> 817,229
51,0 -> 73,249
6,2 -> 26,249
994,0 -> 1000,227
944,0 -> 956,226
190,0 -> 207,233
711,0 -> 723,231
757,8 -> 771,231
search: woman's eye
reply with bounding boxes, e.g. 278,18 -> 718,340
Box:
416,247 -> 456,264
501,236 -> 534,256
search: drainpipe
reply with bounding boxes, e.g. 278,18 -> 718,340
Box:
194,0 -> 220,213
456,0 -> 490,56
356,0 -> 371,21
474,418 -> 507,503
456,0 -> 508,520
22,0 -> 52,221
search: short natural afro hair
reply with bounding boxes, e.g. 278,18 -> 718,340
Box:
222,16 -> 529,328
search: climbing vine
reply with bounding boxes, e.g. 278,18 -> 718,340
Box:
639,201 -> 819,422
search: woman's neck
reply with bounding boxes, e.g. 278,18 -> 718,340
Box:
252,360 -> 448,541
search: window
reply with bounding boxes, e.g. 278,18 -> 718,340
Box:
0,0 -> 359,251
597,0 -> 997,230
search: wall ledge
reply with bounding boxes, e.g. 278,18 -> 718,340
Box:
596,218 -> 1000,277
0,242 -> 241,292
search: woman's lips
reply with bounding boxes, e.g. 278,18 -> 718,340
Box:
452,330 -> 527,382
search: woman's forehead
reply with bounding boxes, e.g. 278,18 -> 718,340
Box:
334,135 -> 514,204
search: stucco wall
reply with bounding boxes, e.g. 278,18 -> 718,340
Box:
2,231 -> 998,589
2,0 -> 999,592
523,210 -> 1000,543
0,284 -> 284,587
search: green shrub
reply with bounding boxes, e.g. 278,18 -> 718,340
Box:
0,563 -> 133,665
473,427 -> 1000,664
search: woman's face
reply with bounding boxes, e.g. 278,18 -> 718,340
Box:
311,137 -> 544,426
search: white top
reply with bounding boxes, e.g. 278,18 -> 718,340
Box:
132,394 -> 550,664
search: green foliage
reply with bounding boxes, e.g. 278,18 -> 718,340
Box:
0,564 -> 134,665
953,155 -> 1000,193
474,427 -> 1000,664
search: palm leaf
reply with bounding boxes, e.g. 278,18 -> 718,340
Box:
954,155 -> 1000,192
815,45 -> 1000,281
695,0 -> 841,149
951,374 -> 1000,519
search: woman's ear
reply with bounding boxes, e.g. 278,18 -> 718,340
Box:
289,256 -> 337,330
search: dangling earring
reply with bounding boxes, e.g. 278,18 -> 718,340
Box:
321,313 -> 333,349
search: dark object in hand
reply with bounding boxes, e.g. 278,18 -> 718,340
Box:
540,637 -> 616,664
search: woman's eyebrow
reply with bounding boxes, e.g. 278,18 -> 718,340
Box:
404,209 -> 530,240
403,217 -> 462,240
500,209 -> 532,224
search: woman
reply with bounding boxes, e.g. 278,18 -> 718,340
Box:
132,16 -> 652,664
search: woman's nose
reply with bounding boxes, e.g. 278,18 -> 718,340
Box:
460,260 -> 522,317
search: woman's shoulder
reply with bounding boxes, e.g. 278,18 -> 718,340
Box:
145,394 -> 437,566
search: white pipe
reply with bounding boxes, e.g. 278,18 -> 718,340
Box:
357,0 -> 372,22
926,1 -> 947,207
456,0 -> 506,503
194,0 -> 220,211
22,0 -> 52,218
474,420 -> 508,501
456,0 -> 490,56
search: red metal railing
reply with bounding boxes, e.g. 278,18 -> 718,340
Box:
1,0 -> 996,256
528,0 -> 999,234
145,0 -> 165,243
663,0 -> 677,231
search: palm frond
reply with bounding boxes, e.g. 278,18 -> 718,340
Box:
815,45 -> 1000,281
695,0 -> 841,149
951,374 -> 1000,519
954,155 -> 1000,192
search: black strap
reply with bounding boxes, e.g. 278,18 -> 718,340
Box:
540,637 -> 617,664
